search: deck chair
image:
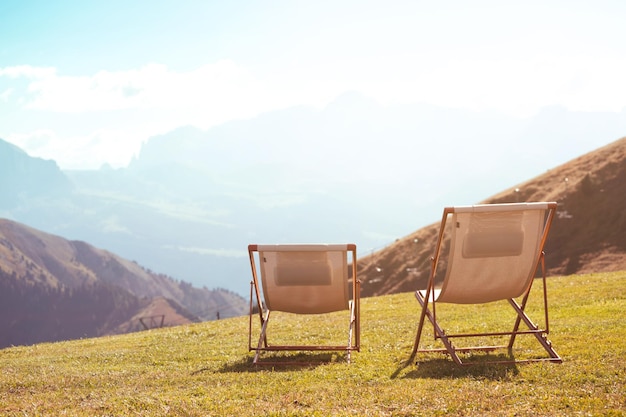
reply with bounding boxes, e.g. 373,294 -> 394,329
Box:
409,202 -> 562,366
247,244 -> 360,365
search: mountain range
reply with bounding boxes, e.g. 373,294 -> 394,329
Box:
2,93 -> 625,297
1,93 -> 625,348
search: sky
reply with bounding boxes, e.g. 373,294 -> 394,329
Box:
1,0 -> 626,170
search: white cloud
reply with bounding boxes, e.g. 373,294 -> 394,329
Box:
0,61 -> 298,168
0,65 -> 56,79
1,61 -> 286,125
5,128 -> 143,169
14,55 -> 620,122
351,52 -> 626,117
0,88 -> 13,102
6,129 -> 57,155
2,44 -> 626,170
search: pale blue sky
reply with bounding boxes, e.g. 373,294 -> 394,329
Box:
2,0 -> 626,169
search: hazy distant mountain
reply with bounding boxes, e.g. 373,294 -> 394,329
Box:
357,136 -> 626,297
1,93 -> 625,296
0,218 -> 247,348
0,139 -> 72,208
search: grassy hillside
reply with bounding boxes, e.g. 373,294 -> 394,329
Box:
1,272 -> 624,416
358,136 -> 626,298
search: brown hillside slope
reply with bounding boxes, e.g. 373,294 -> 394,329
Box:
358,136 -> 626,297
0,218 -> 188,299
0,219 -> 247,320
0,218 -> 248,347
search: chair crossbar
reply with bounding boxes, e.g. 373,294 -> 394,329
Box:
416,346 -> 503,353
256,345 -> 360,352
441,330 -> 548,339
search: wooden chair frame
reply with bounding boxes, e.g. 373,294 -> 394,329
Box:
409,202 -> 562,366
248,244 -> 360,365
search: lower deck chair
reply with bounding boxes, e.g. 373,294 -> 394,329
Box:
247,244 -> 360,365
409,202 -> 562,366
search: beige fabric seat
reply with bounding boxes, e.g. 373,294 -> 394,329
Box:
410,202 -> 562,365
247,244 -> 360,365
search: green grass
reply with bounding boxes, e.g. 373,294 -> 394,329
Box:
1,272 -> 625,416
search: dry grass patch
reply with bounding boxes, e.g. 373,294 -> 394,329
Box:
1,271 -> 624,416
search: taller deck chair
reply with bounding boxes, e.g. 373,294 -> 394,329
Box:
409,202 -> 562,365
247,244 -> 360,365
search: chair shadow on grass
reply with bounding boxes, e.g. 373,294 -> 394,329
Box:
391,353 -> 520,380
213,351 -> 346,373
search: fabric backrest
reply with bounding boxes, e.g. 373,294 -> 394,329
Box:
437,204 -> 547,304
257,244 -> 350,314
